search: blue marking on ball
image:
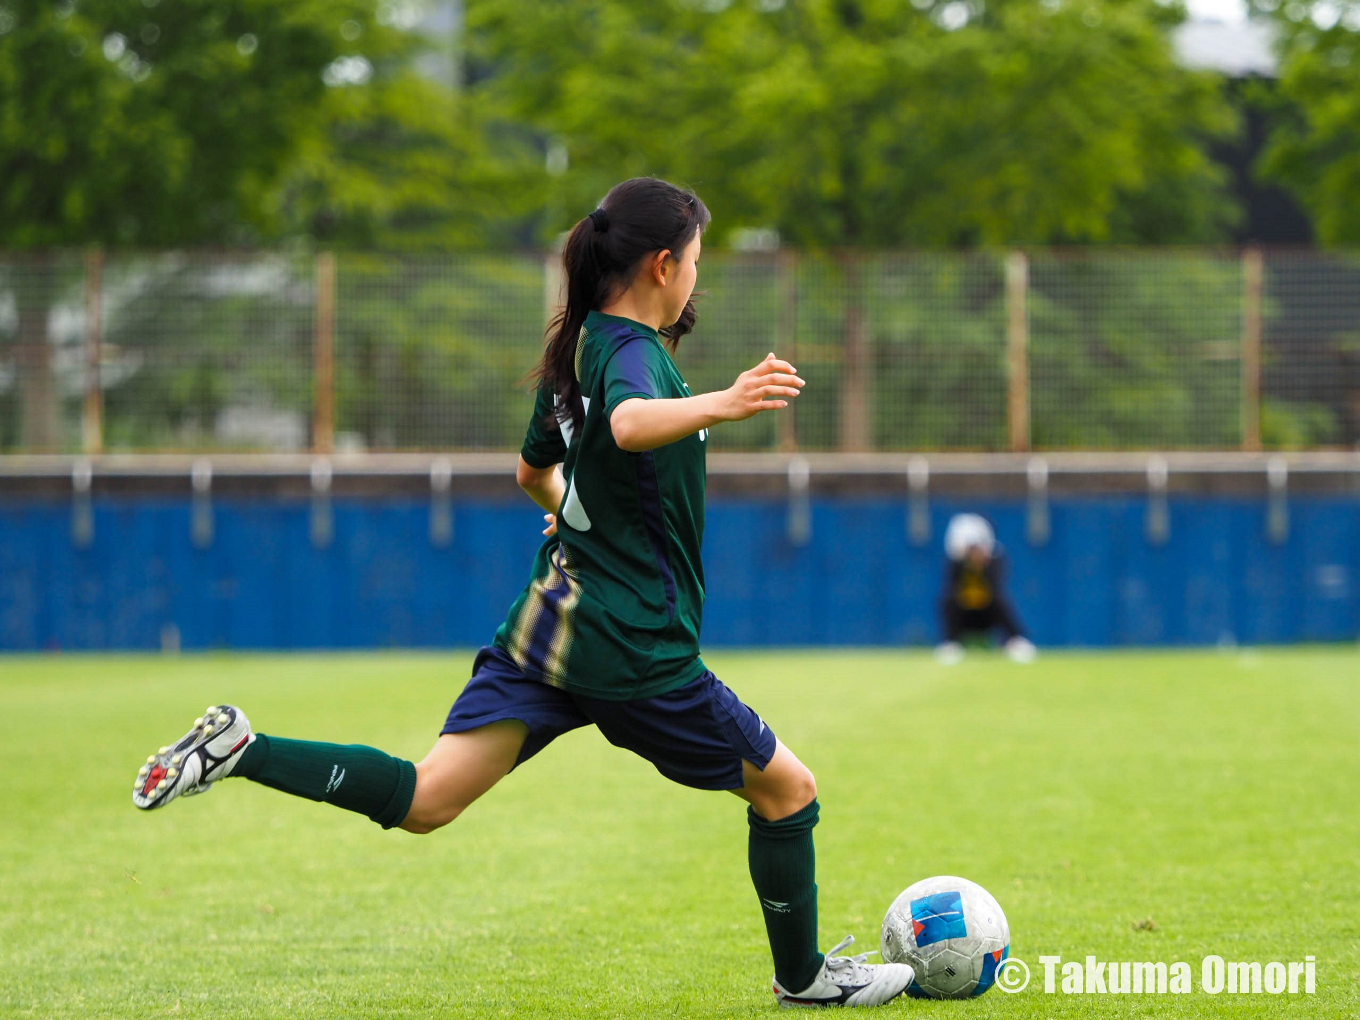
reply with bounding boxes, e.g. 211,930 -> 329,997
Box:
910,890 -> 968,947
973,943 -> 1010,995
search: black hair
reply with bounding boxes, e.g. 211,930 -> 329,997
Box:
533,177 -> 710,436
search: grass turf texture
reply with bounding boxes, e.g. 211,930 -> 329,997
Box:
1,649 -> 1355,1019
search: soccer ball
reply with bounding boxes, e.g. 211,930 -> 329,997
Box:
880,876 -> 1010,999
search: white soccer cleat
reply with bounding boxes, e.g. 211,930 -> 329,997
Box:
1004,637 -> 1037,664
934,642 -> 964,665
131,704 -> 254,810
773,935 -> 915,1007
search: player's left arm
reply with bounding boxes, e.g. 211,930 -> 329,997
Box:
610,353 -> 803,453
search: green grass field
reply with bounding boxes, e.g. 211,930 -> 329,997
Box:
1,649 -> 1356,1019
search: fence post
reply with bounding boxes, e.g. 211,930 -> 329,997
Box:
1006,250 -> 1030,452
777,248 -> 798,453
82,247 -> 103,454
313,251 -> 336,455
16,253 -> 59,452
1241,247 -> 1263,452
838,251 -> 870,451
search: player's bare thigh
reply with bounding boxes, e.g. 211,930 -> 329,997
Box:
732,738 -> 817,822
401,720 -> 528,834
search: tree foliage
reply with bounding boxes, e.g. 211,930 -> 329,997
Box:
470,0 -> 1238,246
7,0 -> 1358,453
0,0 -> 526,448
1256,0 -> 1360,244
0,0 -> 523,249
1,0 -> 348,245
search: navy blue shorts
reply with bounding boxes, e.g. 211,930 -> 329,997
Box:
441,646 -> 777,791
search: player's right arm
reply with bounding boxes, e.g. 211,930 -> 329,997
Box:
518,380 -> 568,518
610,353 -> 803,453
516,458 -> 564,515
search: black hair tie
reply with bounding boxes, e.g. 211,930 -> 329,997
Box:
588,208 -> 609,233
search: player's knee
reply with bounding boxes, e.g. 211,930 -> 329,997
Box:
757,763 -> 816,820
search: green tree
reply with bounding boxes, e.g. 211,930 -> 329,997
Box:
0,0 -> 361,449
271,17 -> 545,251
469,0 -> 1238,448
0,0 -> 384,248
276,74 -> 540,250
0,0 -> 528,451
470,0 -> 1236,247
1256,1 -> 1360,243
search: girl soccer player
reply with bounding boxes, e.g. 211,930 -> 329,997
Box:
131,177 -> 914,1008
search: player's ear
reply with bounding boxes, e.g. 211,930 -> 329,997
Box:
652,250 -> 672,286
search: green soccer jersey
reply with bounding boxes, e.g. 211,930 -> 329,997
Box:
492,310 -> 708,700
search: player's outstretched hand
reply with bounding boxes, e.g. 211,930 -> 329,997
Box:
720,353 -> 804,421
542,514 -> 557,537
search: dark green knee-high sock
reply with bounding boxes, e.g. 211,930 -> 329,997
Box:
234,735 -> 416,829
748,798 -> 823,992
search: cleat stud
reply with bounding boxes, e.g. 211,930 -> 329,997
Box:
147,755 -> 157,764
216,713 -> 229,724
134,784 -> 142,792
171,754 -> 182,765
158,746 -> 170,755
205,706 -> 219,716
166,767 -> 178,778
156,779 -> 167,791
202,724 -> 214,736
193,718 -> 204,729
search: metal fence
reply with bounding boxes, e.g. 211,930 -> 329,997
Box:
2,249 -> 1357,454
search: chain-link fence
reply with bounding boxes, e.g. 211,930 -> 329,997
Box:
2,248 -> 1358,453
335,254 -> 547,451
1261,250 -> 1360,448
0,253 -> 88,453
0,251 -> 315,453
1028,250 -> 1246,448
101,252 -> 316,451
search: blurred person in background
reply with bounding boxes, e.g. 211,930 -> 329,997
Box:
935,513 -> 1036,664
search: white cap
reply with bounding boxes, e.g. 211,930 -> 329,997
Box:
945,513 -> 995,562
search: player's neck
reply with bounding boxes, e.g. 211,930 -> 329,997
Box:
599,289 -> 663,332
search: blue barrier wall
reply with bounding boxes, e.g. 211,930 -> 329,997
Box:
1,496 -> 1356,651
